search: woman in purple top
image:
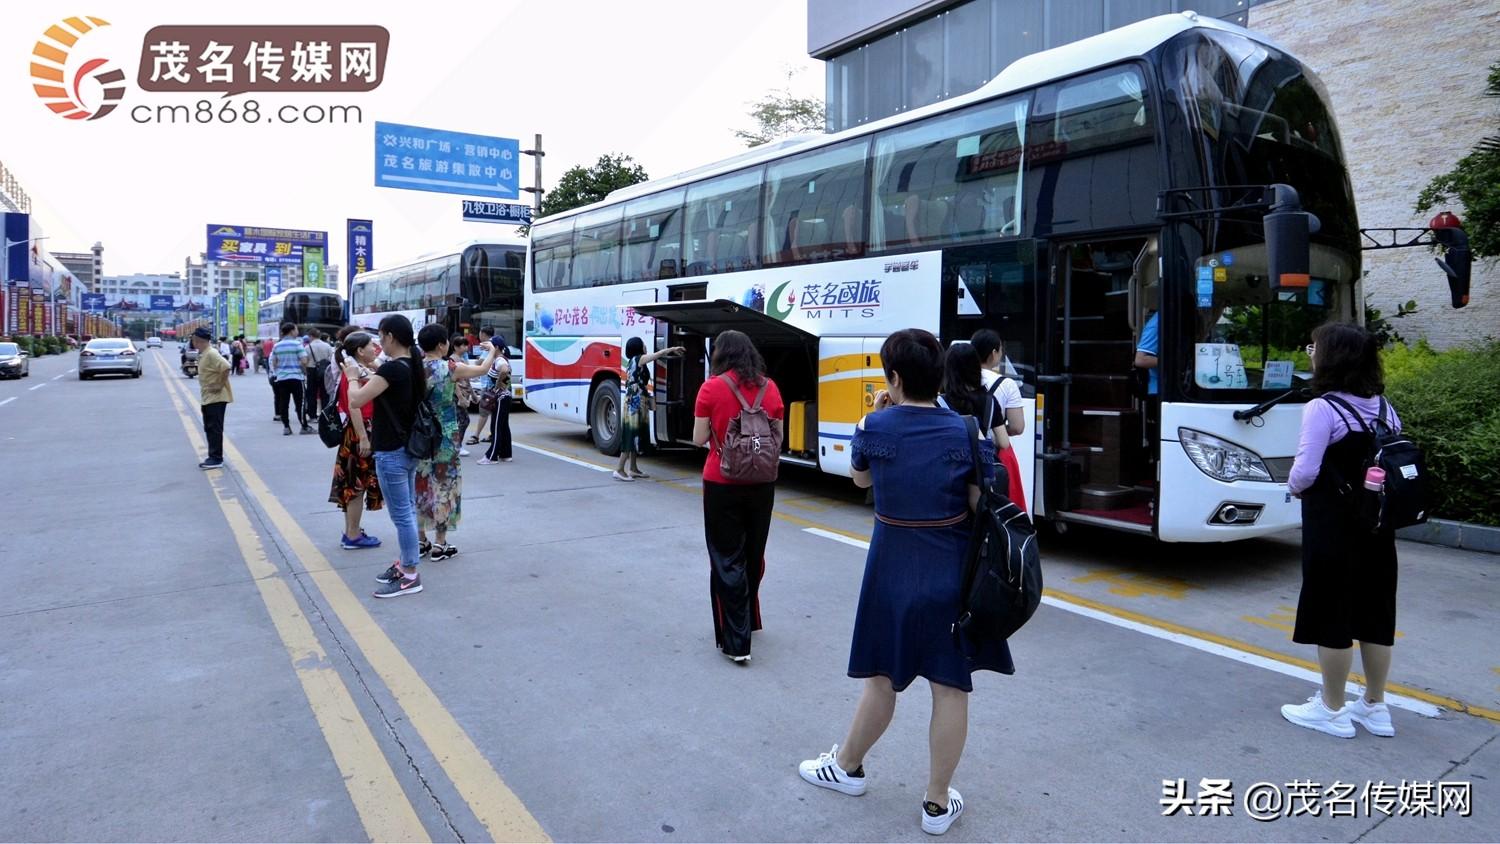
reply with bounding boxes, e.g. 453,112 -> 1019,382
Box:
1280,322 -> 1401,740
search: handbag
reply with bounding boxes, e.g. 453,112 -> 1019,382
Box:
403,358 -> 445,460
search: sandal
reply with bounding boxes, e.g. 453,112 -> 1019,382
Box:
629,470 -> 651,479
465,435 -> 479,445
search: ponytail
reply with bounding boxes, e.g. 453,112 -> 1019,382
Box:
377,314 -> 425,401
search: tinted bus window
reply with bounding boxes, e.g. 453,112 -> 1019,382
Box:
870,95 -> 1029,252
622,189 -> 686,282
572,207 -> 623,288
532,222 -> 574,291
684,168 -> 763,276
763,139 -> 868,267
1035,65 -> 1151,155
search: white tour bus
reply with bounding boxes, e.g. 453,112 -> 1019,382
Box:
523,13 -> 1368,542
256,287 -> 345,342
348,240 -> 528,395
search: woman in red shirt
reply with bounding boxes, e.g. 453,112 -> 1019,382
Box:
692,330 -> 784,664
329,331 -> 383,549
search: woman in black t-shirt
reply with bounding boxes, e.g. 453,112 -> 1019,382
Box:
345,314 -> 427,598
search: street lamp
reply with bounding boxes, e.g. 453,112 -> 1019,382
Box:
2,235 -> 49,337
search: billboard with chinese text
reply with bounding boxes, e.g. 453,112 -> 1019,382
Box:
206,224 -> 327,266
347,219 -> 372,283
374,122 -> 519,199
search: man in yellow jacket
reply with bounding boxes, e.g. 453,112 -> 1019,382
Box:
191,326 -> 233,469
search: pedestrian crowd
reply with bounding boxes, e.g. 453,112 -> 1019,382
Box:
186,314 -> 1406,836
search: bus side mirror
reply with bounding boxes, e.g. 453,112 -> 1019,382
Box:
1265,184 -> 1321,291
1431,223 -> 1471,309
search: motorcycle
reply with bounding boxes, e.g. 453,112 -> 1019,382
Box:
180,346 -> 199,378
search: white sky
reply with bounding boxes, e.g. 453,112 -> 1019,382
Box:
0,1 -> 822,280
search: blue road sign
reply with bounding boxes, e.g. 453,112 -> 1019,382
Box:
149,294 -> 175,311
375,121 -> 520,199
461,200 -> 531,225
81,293 -> 105,312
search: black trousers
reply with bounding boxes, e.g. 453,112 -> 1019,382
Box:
201,401 -> 227,462
274,378 -> 305,427
703,480 -> 775,657
305,366 -> 330,418
485,396 -> 513,460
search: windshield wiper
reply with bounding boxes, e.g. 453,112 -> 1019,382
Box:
1233,387 -> 1310,422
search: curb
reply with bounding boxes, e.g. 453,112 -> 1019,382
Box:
1398,518 -> 1500,555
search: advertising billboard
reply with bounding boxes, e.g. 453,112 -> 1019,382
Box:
347,219 -> 372,283
206,224 -> 327,266
81,293 -> 105,312
244,278 -> 260,341
150,294 -> 175,311
265,266 -> 283,296
303,246 -> 325,288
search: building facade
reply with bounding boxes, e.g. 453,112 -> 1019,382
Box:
53,242 -> 103,292
807,0 -> 1497,346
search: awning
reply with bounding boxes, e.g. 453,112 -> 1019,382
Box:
629,299 -> 814,347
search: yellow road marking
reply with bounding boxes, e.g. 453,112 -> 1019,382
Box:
161,364 -> 549,842
155,357 -> 429,842
525,430 -> 1500,724
1073,568 -> 1200,600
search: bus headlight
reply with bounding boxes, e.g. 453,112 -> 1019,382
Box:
1178,428 -> 1273,483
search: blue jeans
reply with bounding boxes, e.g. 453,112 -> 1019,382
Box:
373,448 -> 420,569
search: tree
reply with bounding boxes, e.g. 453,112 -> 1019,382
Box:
1416,62 -> 1500,258
735,67 -> 826,147
538,153 -> 650,219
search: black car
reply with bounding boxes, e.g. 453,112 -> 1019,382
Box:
0,342 -> 30,379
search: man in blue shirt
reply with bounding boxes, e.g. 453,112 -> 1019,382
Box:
1134,311 -> 1160,396
271,321 -> 312,435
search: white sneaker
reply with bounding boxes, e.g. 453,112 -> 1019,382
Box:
921,788 -> 964,835
612,470 -> 634,482
797,744 -> 866,796
459,448 -> 470,456
1280,695 -> 1355,738
1346,696 -> 1395,737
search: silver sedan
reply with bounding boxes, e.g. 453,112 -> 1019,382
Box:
79,337 -> 143,379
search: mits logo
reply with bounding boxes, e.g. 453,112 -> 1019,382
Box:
30,16 -> 125,120
765,279 -> 883,321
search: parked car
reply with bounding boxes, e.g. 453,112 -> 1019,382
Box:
146,337 -> 162,349
0,342 -> 29,379
79,337 -> 142,379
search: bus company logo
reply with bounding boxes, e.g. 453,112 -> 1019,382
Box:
31,16 -> 126,121
769,279 -> 882,322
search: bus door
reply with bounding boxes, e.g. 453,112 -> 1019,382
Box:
943,241 -> 1040,514
1040,236 -> 1156,535
652,283 -> 707,444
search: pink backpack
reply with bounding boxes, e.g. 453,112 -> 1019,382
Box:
714,374 -> 781,483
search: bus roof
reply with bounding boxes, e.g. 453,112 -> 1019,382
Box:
535,12 -> 1283,227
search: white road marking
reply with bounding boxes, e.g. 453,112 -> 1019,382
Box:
51,373 -> 65,381
67,368 -> 76,373
28,383 -> 45,391
512,441 -> 613,473
797,527 -> 1442,718
0,397 -> 15,407
802,527 -> 873,550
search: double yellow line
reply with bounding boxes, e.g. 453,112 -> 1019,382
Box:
155,355 -> 547,842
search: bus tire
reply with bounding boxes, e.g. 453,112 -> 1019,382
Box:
589,378 -> 622,457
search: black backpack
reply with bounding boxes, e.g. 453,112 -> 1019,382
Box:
955,416 -> 1043,644
402,358 -> 446,461
1322,395 -> 1429,533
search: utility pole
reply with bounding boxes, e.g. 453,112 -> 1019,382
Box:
521,133 -> 544,217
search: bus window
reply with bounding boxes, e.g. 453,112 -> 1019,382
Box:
622,188 -> 686,283
869,95 -> 1029,252
532,221 -> 575,291
1035,66 -> 1151,155
763,139 -> 869,267
572,206 -> 623,287
683,167 -> 763,276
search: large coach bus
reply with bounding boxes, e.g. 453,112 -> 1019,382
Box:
348,239 -> 528,394
257,287 -> 345,342
523,13 -> 1367,542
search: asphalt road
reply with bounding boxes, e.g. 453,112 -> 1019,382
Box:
1,346 -> 1495,842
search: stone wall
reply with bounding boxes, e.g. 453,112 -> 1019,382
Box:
1250,0 -> 1500,347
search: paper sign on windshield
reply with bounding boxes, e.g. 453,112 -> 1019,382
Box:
1195,343 -> 1248,389
1262,360 -> 1294,389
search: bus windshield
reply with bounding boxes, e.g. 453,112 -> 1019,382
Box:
1161,29 -> 1359,400
287,292 -> 343,327
462,244 -> 526,352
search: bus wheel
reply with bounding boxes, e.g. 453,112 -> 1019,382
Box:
590,379 -> 622,456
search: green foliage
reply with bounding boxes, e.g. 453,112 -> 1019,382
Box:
1383,340 -> 1500,526
538,153 -> 649,219
736,87 -> 826,147
1364,297 -> 1419,348
1415,62 -> 1500,258
14,337 -> 32,355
